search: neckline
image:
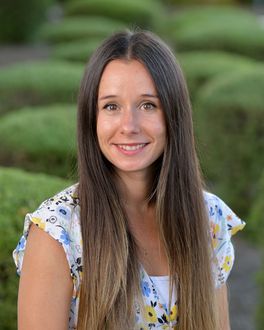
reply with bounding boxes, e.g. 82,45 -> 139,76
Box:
149,275 -> 169,281
140,263 -> 169,279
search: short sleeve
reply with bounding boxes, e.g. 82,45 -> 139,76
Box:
12,184 -> 82,300
204,192 -> 246,288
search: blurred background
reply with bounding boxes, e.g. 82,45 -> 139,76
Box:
0,0 -> 263,329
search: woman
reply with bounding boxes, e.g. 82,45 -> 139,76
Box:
13,30 -> 245,330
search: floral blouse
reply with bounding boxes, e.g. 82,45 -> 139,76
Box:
13,184 -> 245,329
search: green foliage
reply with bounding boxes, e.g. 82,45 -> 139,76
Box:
0,0 -> 53,42
166,7 -> 264,60
39,16 -> 126,43
195,67 -> 264,218
52,38 -> 103,63
0,61 -> 83,113
0,167 -> 71,330
64,0 -> 164,29
247,171 -> 264,244
177,50 -> 257,100
0,104 -> 77,178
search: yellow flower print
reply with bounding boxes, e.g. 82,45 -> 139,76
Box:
231,223 -> 245,236
31,217 -> 46,230
169,304 -> 178,322
210,222 -> 220,248
137,324 -> 148,330
222,255 -> 232,272
144,305 -> 158,323
162,325 -> 177,330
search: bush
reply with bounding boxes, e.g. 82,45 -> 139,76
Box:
177,51 -> 257,100
166,7 -> 264,60
0,61 -> 83,113
52,38 -> 102,63
0,167 -> 71,330
0,104 -> 77,178
160,0 -> 236,4
64,0 -> 164,29
247,171 -> 264,244
0,0 -> 53,42
194,67 -> 264,218
39,16 -> 126,43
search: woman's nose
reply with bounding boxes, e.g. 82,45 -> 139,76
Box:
120,108 -> 140,134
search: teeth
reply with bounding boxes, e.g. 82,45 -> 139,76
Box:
118,144 -> 146,151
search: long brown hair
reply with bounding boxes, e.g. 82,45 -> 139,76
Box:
77,29 -> 217,329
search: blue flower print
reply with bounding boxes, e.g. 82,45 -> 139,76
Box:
209,206 -> 215,217
56,205 -> 71,221
141,280 -> 151,297
18,236 -> 26,249
60,228 -> 71,245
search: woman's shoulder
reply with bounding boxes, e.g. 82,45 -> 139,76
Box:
35,183 -> 80,215
203,190 -> 246,238
203,190 -> 246,287
13,183 -> 82,279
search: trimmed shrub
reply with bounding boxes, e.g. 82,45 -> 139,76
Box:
39,16 -> 126,43
177,51 -> 257,100
194,67 -> 264,217
52,38 -> 102,62
166,7 -> 264,60
247,171 -> 264,244
160,0 -> 236,3
64,0 -> 164,29
0,104 -> 77,178
0,167 -> 71,330
0,0 -> 53,42
0,61 -> 83,113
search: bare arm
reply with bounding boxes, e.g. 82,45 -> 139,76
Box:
18,223 -> 73,330
216,284 -> 231,330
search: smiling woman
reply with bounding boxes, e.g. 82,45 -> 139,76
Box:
13,29 -> 245,330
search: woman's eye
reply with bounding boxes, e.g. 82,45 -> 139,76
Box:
142,102 -> 156,110
103,104 -> 117,111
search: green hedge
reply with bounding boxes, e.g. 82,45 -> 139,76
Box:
160,0 -> 236,3
52,38 -> 102,63
194,67 -> 264,218
0,61 -> 83,113
247,171 -> 264,244
177,51 -> 257,100
166,7 -> 264,60
0,104 -> 77,178
64,0 -> 164,29
39,16 -> 126,43
255,169 -> 264,330
0,167 -> 71,330
0,0 -> 53,42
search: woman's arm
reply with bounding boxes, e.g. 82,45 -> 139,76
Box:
17,223 -> 73,330
216,284 -> 231,330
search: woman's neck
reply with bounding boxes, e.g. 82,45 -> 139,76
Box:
116,171 -> 151,211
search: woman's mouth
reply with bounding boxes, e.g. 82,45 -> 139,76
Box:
114,143 -> 148,154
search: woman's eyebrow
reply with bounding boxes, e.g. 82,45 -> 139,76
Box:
98,94 -> 117,101
141,93 -> 159,98
98,93 -> 159,101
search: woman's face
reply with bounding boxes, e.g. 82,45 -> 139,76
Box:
97,59 -> 166,179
